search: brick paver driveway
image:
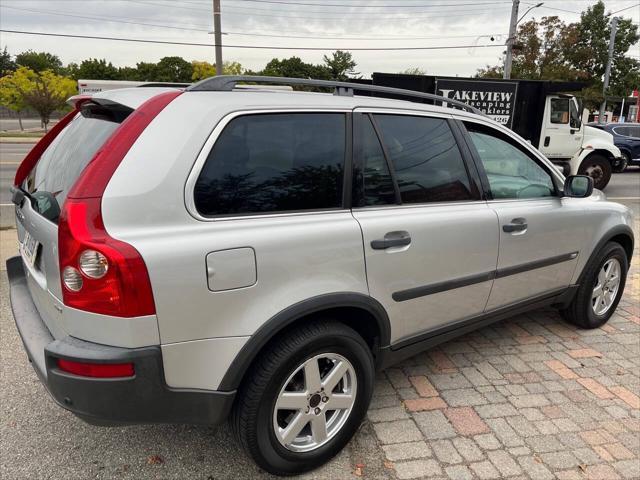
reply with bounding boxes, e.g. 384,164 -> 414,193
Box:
367,226 -> 639,479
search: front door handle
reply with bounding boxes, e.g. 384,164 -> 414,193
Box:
371,231 -> 411,250
502,218 -> 528,233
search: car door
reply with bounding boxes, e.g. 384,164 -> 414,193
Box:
460,119 -> 586,311
539,96 -> 583,158
351,111 -> 499,344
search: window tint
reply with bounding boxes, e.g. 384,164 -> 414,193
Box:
466,124 -> 556,199
355,115 -> 396,206
373,114 -> 475,204
550,98 -> 569,124
26,102 -> 131,222
194,113 -> 345,216
631,126 -> 640,138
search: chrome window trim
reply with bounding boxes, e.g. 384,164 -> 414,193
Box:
184,108 -> 352,222
353,106 -> 454,119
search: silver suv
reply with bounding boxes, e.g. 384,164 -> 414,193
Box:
7,76 -> 634,475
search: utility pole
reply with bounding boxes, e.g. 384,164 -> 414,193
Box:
213,0 -> 223,75
598,16 -> 619,124
504,0 -> 520,79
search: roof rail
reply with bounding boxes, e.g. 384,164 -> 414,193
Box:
186,75 -> 484,116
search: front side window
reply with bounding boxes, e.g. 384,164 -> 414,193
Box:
194,113 -> 346,216
550,98 -> 570,124
466,124 -> 556,199
372,114 -> 476,204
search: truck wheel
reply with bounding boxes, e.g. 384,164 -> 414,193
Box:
560,242 -> 627,329
231,321 -> 374,475
578,154 -> 612,190
612,152 -> 630,173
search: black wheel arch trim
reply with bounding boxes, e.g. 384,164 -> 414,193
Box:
577,225 -> 634,285
217,292 -> 391,391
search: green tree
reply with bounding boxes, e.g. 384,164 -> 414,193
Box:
15,50 -> 62,74
154,56 -> 193,82
323,50 -> 358,80
1,66 -> 76,131
477,1 -> 640,110
564,1 -> 639,105
70,58 -> 120,80
135,62 -> 158,81
0,47 -> 16,77
192,60 -> 245,81
117,66 -> 139,81
262,56 -> 331,79
0,66 -> 31,130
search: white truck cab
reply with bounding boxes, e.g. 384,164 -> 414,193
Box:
539,95 -> 621,190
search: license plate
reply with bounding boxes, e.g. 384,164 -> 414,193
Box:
21,230 -> 40,267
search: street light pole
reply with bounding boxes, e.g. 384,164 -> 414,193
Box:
504,0 -> 520,80
504,1 -> 543,80
213,0 -> 223,75
598,17 -> 619,124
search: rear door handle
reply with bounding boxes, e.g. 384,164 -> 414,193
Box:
502,218 -> 528,233
371,231 -> 411,250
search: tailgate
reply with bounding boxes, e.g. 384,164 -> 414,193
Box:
14,101 -> 132,339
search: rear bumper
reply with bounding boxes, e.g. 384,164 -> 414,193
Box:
6,256 -> 235,426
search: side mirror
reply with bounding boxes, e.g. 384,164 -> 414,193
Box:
563,175 -> 593,198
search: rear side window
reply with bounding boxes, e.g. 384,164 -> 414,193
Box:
354,114 -> 396,206
25,102 -> 131,222
194,113 -> 346,216
372,114 -> 475,204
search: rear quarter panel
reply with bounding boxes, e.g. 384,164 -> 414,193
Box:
101,93 -> 368,389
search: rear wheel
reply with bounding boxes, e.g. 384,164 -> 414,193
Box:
231,321 -> 375,475
561,242 -> 627,329
578,153 -> 612,190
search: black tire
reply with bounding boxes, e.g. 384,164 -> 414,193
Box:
231,320 -> 375,476
612,152 -> 630,173
578,153 -> 612,190
561,242 -> 628,329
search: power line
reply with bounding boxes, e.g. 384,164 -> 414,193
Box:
0,4 -> 506,41
611,3 -> 640,14
0,5 -> 211,33
125,0 -> 511,19
0,29 -> 503,51
224,0 -> 512,7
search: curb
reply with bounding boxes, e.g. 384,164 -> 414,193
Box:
0,137 -> 40,144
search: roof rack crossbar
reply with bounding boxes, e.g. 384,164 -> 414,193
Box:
186,75 -> 484,115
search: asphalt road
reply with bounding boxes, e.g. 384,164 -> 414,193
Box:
0,143 -> 638,478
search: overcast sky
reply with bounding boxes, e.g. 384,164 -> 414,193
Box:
0,0 -> 638,77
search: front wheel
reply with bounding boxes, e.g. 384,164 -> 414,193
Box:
561,242 -> 628,329
231,321 -> 375,475
578,153 -> 612,190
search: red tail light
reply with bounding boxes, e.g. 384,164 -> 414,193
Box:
59,90 -> 181,317
58,197 -> 156,316
57,358 -> 134,378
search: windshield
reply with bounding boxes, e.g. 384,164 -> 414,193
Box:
24,102 -> 132,222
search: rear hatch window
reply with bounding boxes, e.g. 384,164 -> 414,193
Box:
24,101 -> 132,223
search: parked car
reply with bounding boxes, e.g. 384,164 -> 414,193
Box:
588,122 -> 640,172
8,76 -> 634,475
